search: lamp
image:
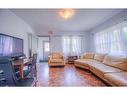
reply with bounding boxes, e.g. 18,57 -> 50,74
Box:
59,9 -> 75,19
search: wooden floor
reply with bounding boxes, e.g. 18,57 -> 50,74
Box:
37,63 -> 107,86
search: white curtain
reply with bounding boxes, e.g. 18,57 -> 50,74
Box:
94,22 -> 127,55
62,36 -> 81,57
0,35 -> 13,56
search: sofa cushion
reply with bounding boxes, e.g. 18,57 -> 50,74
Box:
52,53 -> 62,59
74,59 -> 93,66
104,72 -> 127,86
103,55 -> 127,71
94,54 -> 106,62
90,60 -> 102,64
50,59 -> 63,63
75,59 -> 103,68
83,53 -> 94,59
75,59 -> 94,63
90,63 -> 122,76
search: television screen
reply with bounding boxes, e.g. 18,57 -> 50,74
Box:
0,33 -> 23,58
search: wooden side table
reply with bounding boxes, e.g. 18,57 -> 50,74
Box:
67,56 -> 78,64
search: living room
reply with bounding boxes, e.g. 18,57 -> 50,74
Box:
0,9 -> 127,87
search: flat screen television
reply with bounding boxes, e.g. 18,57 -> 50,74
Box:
0,33 -> 23,58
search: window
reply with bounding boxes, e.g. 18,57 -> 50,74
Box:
94,22 -> 127,55
123,27 -> 127,40
62,36 -> 81,56
44,42 -> 50,52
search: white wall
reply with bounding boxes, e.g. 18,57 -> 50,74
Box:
37,30 -> 86,36
0,9 -> 35,57
28,33 -> 38,57
37,27 -> 90,55
90,10 -> 127,34
88,10 -> 127,52
49,32 -> 90,55
82,32 -> 91,52
31,35 -> 38,54
50,36 -> 62,53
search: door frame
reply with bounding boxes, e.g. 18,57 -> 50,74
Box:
37,35 -> 51,62
42,40 -> 50,62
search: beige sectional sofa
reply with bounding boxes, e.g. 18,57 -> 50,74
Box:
74,53 -> 127,86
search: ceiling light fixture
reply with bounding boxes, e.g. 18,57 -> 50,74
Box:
59,9 -> 75,19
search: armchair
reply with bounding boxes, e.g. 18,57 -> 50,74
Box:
48,52 -> 65,66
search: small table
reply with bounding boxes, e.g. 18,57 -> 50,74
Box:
67,56 -> 78,64
13,59 -> 32,79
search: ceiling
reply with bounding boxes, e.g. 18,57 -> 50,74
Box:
11,9 -> 123,35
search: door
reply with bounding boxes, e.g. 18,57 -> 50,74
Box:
43,41 -> 50,61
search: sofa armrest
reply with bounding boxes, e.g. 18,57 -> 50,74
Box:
48,56 -> 52,64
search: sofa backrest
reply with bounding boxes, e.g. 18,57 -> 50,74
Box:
51,52 -> 63,59
83,53 -> 94,59
94,54 -> 106,62
103,55 -> 127,71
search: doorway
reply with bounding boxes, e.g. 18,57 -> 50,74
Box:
43,41 -> 50,61
38,36 -> 50,62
